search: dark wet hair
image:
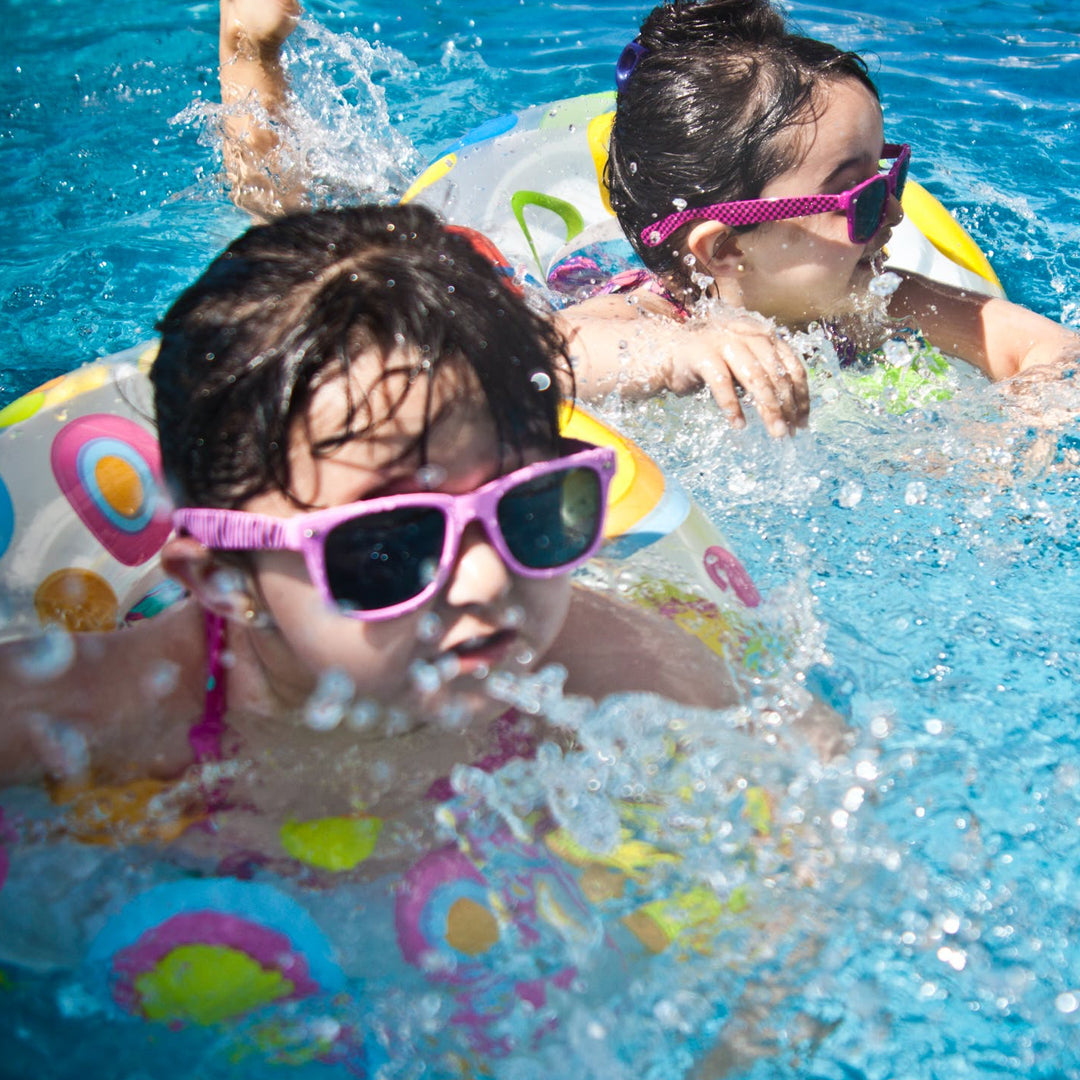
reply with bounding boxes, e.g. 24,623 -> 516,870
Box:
152,204 -> 570,509
608,0 -> 878,283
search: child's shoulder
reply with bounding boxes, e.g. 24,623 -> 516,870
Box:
0,601 -> 207,786
552,585 -> 741,710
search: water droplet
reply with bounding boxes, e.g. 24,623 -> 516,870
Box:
15,627 -> 76,682
836,480 -> 863,509
416,612 -> 443,642
30,714 -> 89,778
348,699 -> 380,732
671,197 -> 688,211
408,660 -> 443,694
142,660 -> 181,699
435,653 -> 461,682
905,481 -> 927,505
842,786 -> 865,812
883,338 -> 914,367
416,463 -> 447,490
530,370 -> 552,391
205,567 -> 247,606
868,270 -> 901,298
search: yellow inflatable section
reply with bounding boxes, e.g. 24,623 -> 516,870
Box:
900,179 -> 1003,293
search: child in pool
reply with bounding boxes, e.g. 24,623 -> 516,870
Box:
0,203 -> 752,843
217,0 -> 811,437
561,0 -> 1080,432
218,0 -> 1079,438
0,203 -> 839,1072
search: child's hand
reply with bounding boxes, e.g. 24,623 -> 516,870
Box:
561,295 -> 809,438
661,314 -> 809,437
221,0 -> 301,60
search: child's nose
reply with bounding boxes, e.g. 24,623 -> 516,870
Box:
442,521 -> 512,608
885,191 -> 905,227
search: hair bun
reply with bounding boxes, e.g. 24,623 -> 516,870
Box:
640,0 -> 786,50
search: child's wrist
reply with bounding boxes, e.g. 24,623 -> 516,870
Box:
222,32 -> 285,65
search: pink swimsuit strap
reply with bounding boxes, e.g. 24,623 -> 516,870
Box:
596,268 -> 691,321
425,709 -> 535,803
189,610 -> 228,764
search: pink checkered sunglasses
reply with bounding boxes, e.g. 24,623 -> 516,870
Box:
642,143 -> 911,248
174,441 -> 615,621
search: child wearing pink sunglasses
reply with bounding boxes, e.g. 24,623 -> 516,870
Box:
561,0 -> 1079,434
0,202 -> 848,1069
1,203 -> 747,792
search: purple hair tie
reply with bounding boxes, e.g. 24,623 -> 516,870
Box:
616,41 -> 648,91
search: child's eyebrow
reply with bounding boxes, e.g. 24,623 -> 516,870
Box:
821,152 -> 877,187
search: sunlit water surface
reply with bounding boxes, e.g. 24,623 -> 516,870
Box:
2,1 -> 1080,1077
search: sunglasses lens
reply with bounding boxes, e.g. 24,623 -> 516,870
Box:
324,507 -> 446,612
894,152 -> 910,201
852,178 -> 888,243
497,466 -> 603,571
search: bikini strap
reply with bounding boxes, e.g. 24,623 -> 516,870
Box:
189,610 -> 228,764
596,268 -> 691,321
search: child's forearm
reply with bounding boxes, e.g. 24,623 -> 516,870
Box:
557,298 -> 808,437
218,0 -> 304,219
892,271 -> 1080,381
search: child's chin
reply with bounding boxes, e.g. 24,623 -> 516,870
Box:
422,685 -> 506,732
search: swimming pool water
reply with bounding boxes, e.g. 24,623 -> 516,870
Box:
2,1 -> 1080,1077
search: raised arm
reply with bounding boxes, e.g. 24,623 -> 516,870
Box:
219,0 -> 304,219
557,291 -> 810,438
890,270 -> 1080,381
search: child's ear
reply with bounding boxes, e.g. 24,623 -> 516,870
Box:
160,537 -> 253,622
686,221 -> 745,279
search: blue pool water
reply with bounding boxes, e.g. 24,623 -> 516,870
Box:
2,1 -> 1080,1077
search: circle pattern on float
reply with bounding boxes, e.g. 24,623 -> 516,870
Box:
51,414 -> 172,567
0,474 -> 12,562
34,567 -> 119,633
77,438 -> 154,532
396,847 -> 498,969
88,879 -> 343,1023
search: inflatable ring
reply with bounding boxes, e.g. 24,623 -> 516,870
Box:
404,91 -> 1005,300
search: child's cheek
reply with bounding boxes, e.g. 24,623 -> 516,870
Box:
524,575 -> 574,657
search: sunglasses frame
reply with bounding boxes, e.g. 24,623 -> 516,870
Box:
174,441 -> 616,622
641,143 -> 911,248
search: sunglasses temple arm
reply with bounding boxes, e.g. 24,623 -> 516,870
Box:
173,509 -> 292,551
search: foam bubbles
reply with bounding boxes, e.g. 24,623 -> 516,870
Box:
303,667 -> 356,731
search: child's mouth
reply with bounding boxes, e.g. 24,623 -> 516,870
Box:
444,629 -> 519,675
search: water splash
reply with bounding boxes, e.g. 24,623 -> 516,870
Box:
172,19 -> 423,205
